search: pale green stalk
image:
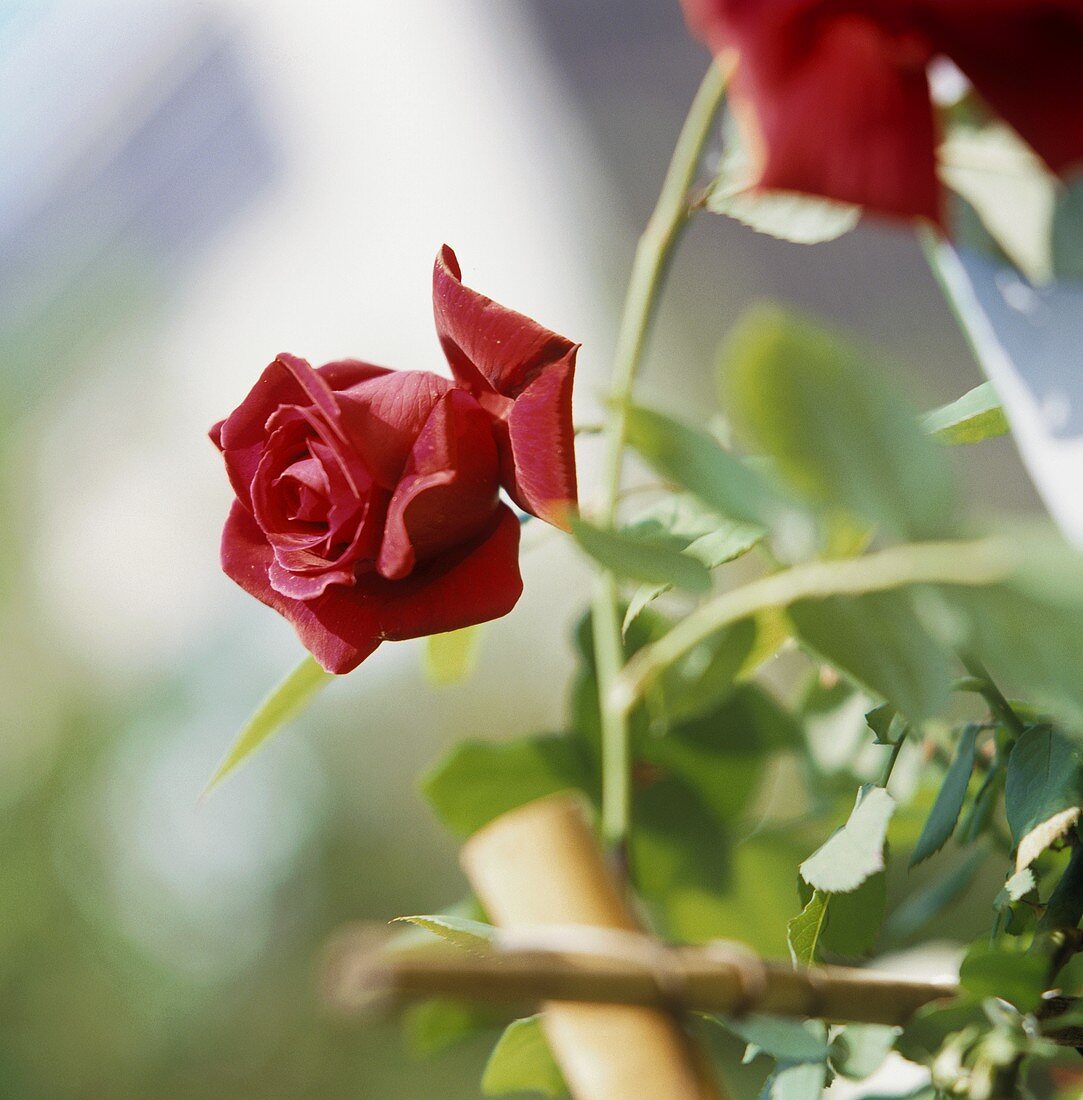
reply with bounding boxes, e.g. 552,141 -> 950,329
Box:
591,60 -> 730,858
612,536 -> 1019,714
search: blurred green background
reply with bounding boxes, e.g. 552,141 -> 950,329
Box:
0,1 -> 1044,1096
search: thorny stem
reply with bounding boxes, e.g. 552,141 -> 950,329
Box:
591,60 -> 730,861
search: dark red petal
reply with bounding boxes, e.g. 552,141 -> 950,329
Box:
221,500 -> 522,674
360,505 -> 523,643
335,369 -> 454,489
215,355 -> 317,506
502,350 -> 577,529
220,500 -> 381,673
680,0 -> 941,222
432,245 -> 580,398
741,13 -> 940,222
378,389 -> 500,579
921,1 -> 1083,176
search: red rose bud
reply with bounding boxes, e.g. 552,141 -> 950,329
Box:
680,0 -> 1083,223
212,248 -> 578,674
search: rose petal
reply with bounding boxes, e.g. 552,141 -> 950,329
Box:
361,505 -> 523,643
377,389 -> 500,580
732,9 -> 940,222
502,351 -> 577,528
316,358 -> 392,389
221,500 -> 521,674
336,369 -> 454,489
214,355 -> 390,505
268,556 -> 356,600
221,501 -> 381,672
215,356 -> 316,506
921,0 -> 1083,176
432,245 -> 580,398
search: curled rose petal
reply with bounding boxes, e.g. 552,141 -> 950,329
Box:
377,389 -> 500,580
221,500 -> 522,674
503,352 -> 577,529
215,354 -> 389,506
336,369 -> 455,489
432,245 -> 578,523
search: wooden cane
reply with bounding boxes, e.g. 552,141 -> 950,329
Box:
460,793 -> 726,1100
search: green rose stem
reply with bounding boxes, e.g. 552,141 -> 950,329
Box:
592,59 -> 730,866
612,535 -> 1019,712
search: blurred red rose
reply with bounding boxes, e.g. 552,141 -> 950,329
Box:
681,0 -> 1083,222
211,246 -> 578,673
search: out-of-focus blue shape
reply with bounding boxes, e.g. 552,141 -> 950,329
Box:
0,0 -> 278,380
936,245 -> 1083,545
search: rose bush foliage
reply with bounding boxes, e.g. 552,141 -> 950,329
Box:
211,246 -> 578,673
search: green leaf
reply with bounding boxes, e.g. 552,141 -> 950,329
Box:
922,382 -> 1008,445
958,942 -> 1047,1013
202,655 -> 332,797
763,1061 -> 828,1100
898,999 -> 988,1063
645,684 -> 796,823
1005,724 -> 1083,870
424,626 -> 482,685
652,828 -> 807,954
652,619 -> 758,727
393,914 -> 496,952
630,776 -> 733,909
623,404 -> 795,529
790,876 -> 887,965
421,735 -> 592,838
571,516 -> 712,592
884,847 -> 988,944
940,124 -> 1056,283
482,1016 -> 566,1098
789,590 -> 954,722
622,507 -> 767,634
623,494 -> 764,553
1052,177 -> 1083,281
721,305 -> 956,541
910,725 -> 980,866
957,765 -> 1004,846
994,868 -> 1037,911
800,786 -> 896,893
864,703 -> 907,746
715,1016 -> 830,1064
819,874 -> 887,958
788,889 -> 829,967
709,186 -> 860,246
403,998 -> 501,1056
708,139 -> 859,245
950,537 -> 1083,731
829,1024 -> 898,1080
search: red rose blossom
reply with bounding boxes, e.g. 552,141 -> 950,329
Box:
680,0 -> 1083,222
211,246 -> 578,674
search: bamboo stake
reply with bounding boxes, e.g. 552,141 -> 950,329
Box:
325,925 -> 957,1026
459,794 -> 725,1100
325,930 -> 1083,1050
